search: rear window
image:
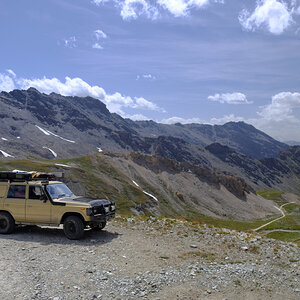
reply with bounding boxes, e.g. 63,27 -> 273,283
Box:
7,185 -> 26,199
0,185 -> 7,198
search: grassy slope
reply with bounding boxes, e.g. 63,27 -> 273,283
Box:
257,190 -> 300,245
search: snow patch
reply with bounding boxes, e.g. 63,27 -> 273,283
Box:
97,147 -> 103,152
1,137 -> 8,141
35,125 -> 75,143
143,190 -> 158,202
132,179 -> 158,201
36,125 -> 51,136
43,147 -> 57,158
132,180 -> 140,187
55,163 -> 71,168
17,136 -> 20,139
274,206 -> 282,212
0,150 -> 14,158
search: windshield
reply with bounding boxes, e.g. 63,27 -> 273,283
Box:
46,183 -> 74,199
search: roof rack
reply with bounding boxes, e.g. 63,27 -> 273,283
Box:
0,171 -> 32,182
0,171 -> 63,182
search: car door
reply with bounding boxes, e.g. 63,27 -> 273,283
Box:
26,185 -> 52,223
5,184 -> 26,222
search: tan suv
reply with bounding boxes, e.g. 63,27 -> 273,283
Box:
0,171 -> 115,239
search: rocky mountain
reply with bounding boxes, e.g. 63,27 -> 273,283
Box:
133,120 -> 288,159
0,88 -> 288,160
0,88 -> 299,213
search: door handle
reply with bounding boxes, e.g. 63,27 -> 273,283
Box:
5,203 -> 9,206
28,204 -> 32,207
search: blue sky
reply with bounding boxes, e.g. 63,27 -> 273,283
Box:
0,0 -> 300,141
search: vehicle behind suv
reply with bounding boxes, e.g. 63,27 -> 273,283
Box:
0,171 -> 115,239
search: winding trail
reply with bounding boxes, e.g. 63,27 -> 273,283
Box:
253,202 -> 295,232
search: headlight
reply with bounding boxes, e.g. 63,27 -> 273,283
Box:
111,205 -> 115,211
86,208 -> 92,216
104,206 -> 110,213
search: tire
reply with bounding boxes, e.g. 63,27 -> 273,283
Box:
0,212 -> 15,234
91,221 -> 106,231
63,216 -> 84,240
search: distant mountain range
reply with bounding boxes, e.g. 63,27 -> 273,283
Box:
0,88 -> 288,159
0,88 -> 300,215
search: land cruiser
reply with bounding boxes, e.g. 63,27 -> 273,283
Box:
0,171 -> 115,239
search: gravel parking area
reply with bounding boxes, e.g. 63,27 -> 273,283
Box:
0,217 -> 299,300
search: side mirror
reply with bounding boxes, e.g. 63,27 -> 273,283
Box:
40,194 -> 47,202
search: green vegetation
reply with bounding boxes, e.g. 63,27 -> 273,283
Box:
234,280 -> 242,286
263,216 -> 300,231
284,203 -> 300,214
183,208 -> 276,231
257,190 -> 286,206
261,203 -> 300,231
266,231 -> 300,246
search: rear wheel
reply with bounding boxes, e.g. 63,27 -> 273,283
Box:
63,216 -> 84,240
0,212 -> 15,234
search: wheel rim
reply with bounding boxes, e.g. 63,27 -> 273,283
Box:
0,218 -> 8,229
66,221 -> 76,234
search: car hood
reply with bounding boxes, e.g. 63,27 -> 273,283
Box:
54,196 -> 111,206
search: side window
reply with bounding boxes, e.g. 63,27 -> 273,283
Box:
29,186 -> 43,200
7,185 -> 26,199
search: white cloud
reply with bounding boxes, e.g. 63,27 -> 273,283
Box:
63,36 -> 77,48
6,69 -> 16,78
0,73 -> 16,92
0,70 -> 163,117
160,116 -> 203,124
92,43 -> 104,49
136,74 -> 156,80
134,96 -> 165,111
122,113 -> 151,120
210,92 -> 300,142
92,0 -> 219,20
208,92 -> 252,104
92,30 -> 107,49
94,29 -> 107,39
239,0 -> 294,35
157,0 -> 189,17
210,114 -> 245,124
257,92 -> 300,120
92,0 -> 109,5
161,91 -> 300,141
120,0 -> 159,20
157,0 -> 210,17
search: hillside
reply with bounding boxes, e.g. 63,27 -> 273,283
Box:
0,153 -> 279,221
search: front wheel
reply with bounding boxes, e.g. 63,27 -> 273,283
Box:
63,216 -> 84,240
0,212 -> 15,234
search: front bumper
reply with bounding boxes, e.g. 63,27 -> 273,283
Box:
89,211 -> 115,223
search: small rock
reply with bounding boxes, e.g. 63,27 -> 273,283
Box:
190,244 -> 198,248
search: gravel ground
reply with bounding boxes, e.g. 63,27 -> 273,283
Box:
0,217 -> 299,300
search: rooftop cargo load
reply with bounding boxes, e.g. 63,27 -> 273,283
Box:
0,171 -> 63,182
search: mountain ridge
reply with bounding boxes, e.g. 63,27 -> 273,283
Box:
0,88 -> 288,160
